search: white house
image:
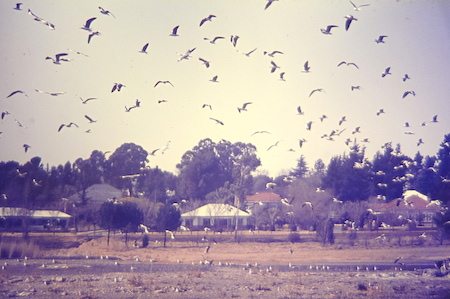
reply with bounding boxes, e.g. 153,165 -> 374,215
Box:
0,207 -> 72,231
181,203 -> 250,230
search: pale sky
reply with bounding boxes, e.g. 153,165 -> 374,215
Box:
0,1 -> 449,176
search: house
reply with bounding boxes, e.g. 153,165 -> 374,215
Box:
245,191 -> 282,212
181,203 -> 250,231
369,190 -> 441,225
68,183 -> 122,207
0,207 -> 71,231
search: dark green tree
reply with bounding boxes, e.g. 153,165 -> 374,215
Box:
99,201 -> 143,246
155,204 -> 181,247
105,143 -> 148,195
290,155 -> 308,178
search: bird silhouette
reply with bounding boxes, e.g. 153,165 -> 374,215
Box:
199,58 -> 210,68
321,25 -> 338,35
170,25 -> 180,36
309,88 -> 324,97
375,35 -> 388,44
199,15 -> 216,27
337,61 -> 359,69
139,43 -> 149,54
349,1 -> 370,11
81,17 -> 96,31
230,35 -> 239,47
154,80 -> 174,88
267,141 -> 280,151
99,7 -> 115,17
111,83 -> 125,93
270,61 -> 280,73
209,118 -> 224,125
84,115 -> 96,123
243,48 -> 257,57
382,67 -> 392,77
6,90 -> 27,98
14,3 -> 23,10
80,97 -> 97,104
88,31 -> 100,44
238,102 -> 252,113
344,15 -> 358,31
209,75 -> 219,83
45,53 -> 69,64
303,61 -> 311,72
402,90 -> 416,98
23,144 -> 31,153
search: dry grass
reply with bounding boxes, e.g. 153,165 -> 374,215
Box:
41,235 -> 450,265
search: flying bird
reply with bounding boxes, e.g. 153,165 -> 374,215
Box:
23,144 -> 31,153
80,97 -> 97,104
320,25 -> 338,35
111,83 -> 125,92
58,122 -> 79,132
139,43 -> 149,54
299,138 -> 306,148
403,74 -> 411,82
350,1 -> 370,11
338,116 -> 347,126
251,130 -> 271,136
149,148 -> 160,156
230,35 -> 239,47
88,31 -> 100,44
199,58 -> 210,68
170,25 -> 180,36
279,72 -> 286,81
351,85 -> 361,91
344,15 -> 358,31
296,106 -> 304,115
267,141 -> 280,151
303,61 -> 311,72
209,75 -> 219,83
199,14 -> 216,27
381,67 -> 391,77
376,109 -> 385,116
204,36 -> 225,44
154,80 -> 174,88
45,53 -> 69,64
264,0 -> 279,10
264,50 -> 284,57
98,6 -> 115,18
81,17 -> 96,31
209,118 -> 224,125
238,102 -> 252,113
431,115 -> 438,123
417,138 -> 424,146
270,61 -> 280,73
202,104 -> 212,110
6,90 -> 27,98
243,48 -> 257,57
402,90 -> 416,98
1,111 -> 10,120
309,88 -> 324,97
35,89 -> 65,96
178,48 -> 196,61
14,3 -> 23,10
337,61 -> 359,69
84,115 -> 96,123
302,201 -> 313,209
375,35 -> 388,44
306,121 -> 313,131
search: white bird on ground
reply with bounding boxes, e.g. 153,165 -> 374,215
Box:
139,224 -> 150,234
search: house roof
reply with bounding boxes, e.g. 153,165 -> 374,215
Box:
181,203 -> 250,218
246,192 -> 281,203
369,190 -> 440,213
68,183 -> 122,205
0,207 -> 71,219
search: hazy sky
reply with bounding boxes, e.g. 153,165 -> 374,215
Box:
0,1 -> 449,176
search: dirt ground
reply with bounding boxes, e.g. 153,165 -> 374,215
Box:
1,235 -> 450,298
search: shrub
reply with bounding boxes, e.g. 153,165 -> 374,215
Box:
287,232 -> 301,243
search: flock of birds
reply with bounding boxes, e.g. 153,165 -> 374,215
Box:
0,1 -> 445,179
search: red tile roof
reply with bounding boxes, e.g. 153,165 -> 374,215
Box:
246,192 -> 281,203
